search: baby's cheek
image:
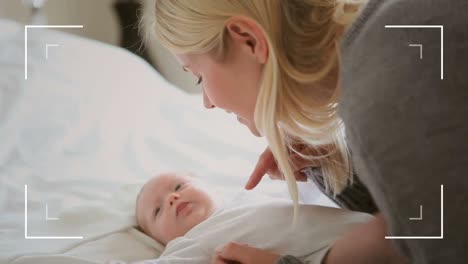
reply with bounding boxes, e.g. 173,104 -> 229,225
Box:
153,221 -> 169,243
169,222 -> 185,241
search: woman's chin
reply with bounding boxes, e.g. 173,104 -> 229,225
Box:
237,116 -> 262,137
251,128 -> 262,137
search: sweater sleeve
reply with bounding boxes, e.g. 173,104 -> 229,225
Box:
276,255 -> 305,264
276,245 -> 332,264
339,0 -> 468,263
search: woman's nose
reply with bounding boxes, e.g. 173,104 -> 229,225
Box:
203,90 -> 215,109
168,193 -> 180,206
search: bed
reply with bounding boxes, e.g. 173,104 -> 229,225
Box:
0,19 -> 333,264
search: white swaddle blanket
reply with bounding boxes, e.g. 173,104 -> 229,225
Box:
138,191 -> 372,264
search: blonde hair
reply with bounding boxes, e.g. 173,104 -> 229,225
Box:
148,0 -> 366,220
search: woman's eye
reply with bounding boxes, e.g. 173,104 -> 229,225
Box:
196,77 -> 202,85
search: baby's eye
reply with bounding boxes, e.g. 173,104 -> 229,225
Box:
196,76 -> 202,85
154,207 -> 160,218
175,183 -> 184,191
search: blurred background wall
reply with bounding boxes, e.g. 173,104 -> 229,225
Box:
0,0 -> 201,93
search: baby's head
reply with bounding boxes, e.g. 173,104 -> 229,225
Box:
135,172 -> 217,245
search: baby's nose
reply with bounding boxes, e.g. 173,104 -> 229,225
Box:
168,193 -> 179,206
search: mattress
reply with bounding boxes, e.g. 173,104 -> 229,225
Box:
0,19 -> 332,264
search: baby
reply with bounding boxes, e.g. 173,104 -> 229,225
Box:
135,172 -> 373,264
135,172 -> 218,245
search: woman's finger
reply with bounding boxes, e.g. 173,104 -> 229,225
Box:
268,170 -> 307,182
266,166 -> 282,180
212,254 -> 242,264
245,149 -> 273,190
268,173 -> 282,180
290,152 -> 321,172
210,254 -> 228,264
247,147 -> 315,187
245,160 -> 267,190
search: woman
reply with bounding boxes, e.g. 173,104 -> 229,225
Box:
149,0 -> 468,263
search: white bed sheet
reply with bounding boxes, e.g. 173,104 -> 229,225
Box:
0,19 -> 332,264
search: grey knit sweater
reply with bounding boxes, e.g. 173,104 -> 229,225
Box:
278,0 -> 468,263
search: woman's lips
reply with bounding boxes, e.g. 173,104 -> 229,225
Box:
176,202 -> 190,217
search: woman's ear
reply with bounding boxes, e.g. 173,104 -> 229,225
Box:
225,16 -> 269,64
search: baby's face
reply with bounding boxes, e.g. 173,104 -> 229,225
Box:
136,173 -> 216,245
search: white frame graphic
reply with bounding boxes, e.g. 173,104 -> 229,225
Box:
25,185 -> 83,240
385,25 -> 444,80
24,25 -> 83,80
385,185 -> 444,240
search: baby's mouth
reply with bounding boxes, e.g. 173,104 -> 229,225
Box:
176,202 -> 190,217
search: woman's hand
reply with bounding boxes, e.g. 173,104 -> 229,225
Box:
211,242 -> 280,264
245,147 -> 317,190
